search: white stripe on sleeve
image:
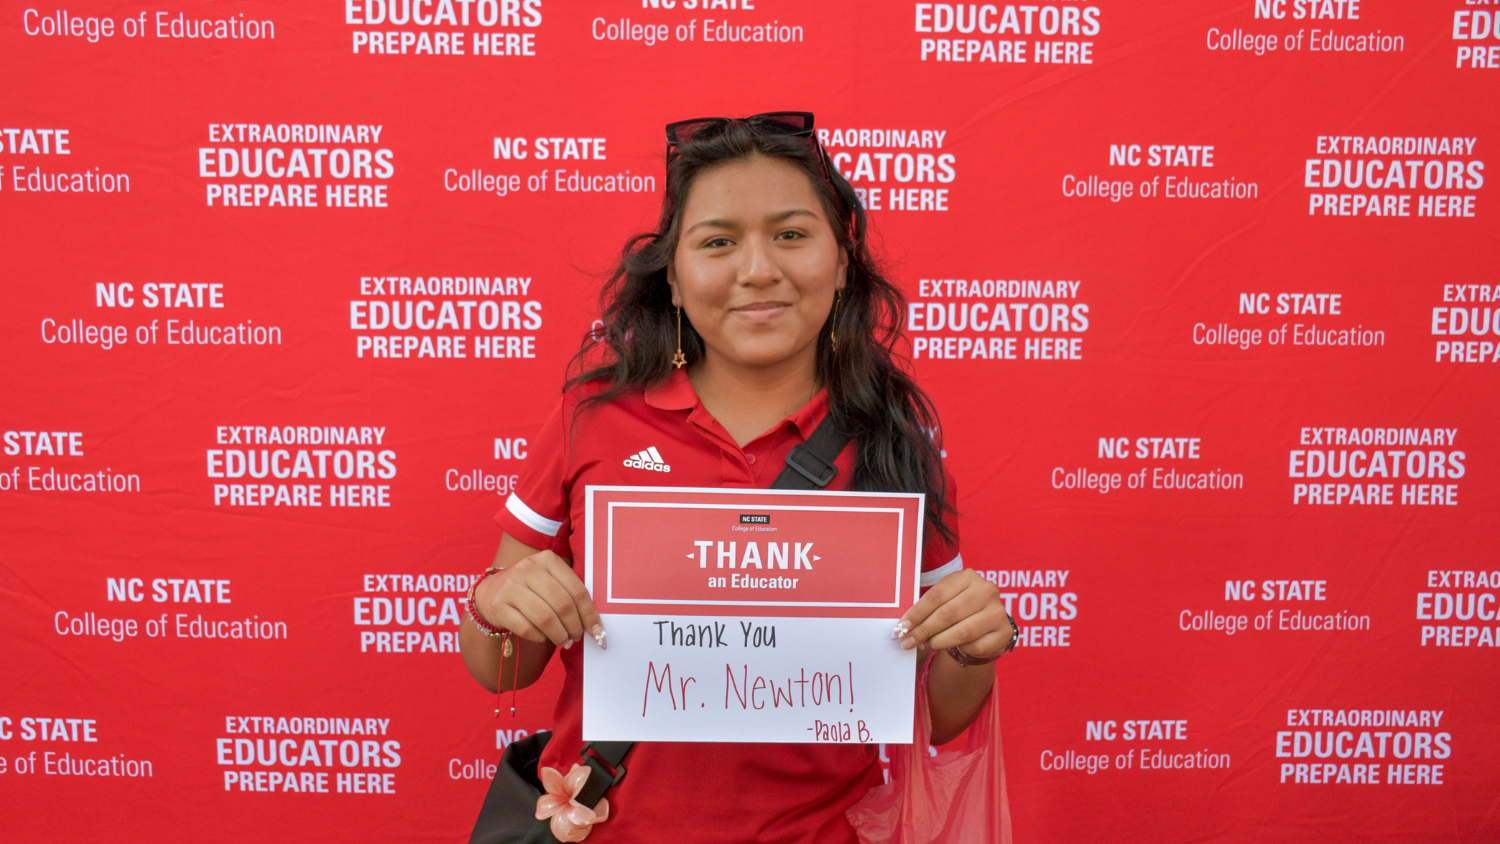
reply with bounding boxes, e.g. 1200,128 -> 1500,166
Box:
505,493 -> 563,538
919,554 -> 964,587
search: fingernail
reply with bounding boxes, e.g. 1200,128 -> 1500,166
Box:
592,626 -> 607,650
901,636 -> 917,650
564,639 -> 574,649
891,621 -> 910,640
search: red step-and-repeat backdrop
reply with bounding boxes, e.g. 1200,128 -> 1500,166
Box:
2,1 -> 1496,841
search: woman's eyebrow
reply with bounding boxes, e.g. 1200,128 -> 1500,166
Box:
768,208 -> 819,224
684,208 -> 819,235
685,218 -> 736,235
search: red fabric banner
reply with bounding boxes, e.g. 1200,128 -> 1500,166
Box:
2,1 -> 1495,841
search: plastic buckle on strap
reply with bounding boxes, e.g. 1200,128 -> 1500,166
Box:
784,444 -> 838,488
578,742 -> 628,788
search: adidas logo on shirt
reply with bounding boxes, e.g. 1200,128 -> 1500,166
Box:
623,446 -> 671,473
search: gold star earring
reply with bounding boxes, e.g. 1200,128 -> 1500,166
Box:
672,306 -> 687,369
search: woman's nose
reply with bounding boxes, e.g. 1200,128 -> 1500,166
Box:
737,237 -> 783,287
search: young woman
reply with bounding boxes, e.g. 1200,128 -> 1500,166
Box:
460,112 -> 1014,843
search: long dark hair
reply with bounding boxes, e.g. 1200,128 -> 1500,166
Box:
567,120 -> 955,542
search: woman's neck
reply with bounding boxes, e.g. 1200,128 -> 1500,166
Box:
688,348 -> 820,448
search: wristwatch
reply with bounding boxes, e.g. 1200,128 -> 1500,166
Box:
947,610 -> 1020,667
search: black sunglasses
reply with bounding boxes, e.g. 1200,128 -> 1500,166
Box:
664,111 -> 836,189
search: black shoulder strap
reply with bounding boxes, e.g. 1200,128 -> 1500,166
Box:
774,412 -> 850,490
574,740 -> 631,810
573,413 -> 847,812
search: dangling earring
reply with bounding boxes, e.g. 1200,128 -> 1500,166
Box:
830,290 -> 842,352
672,306 -> 687,369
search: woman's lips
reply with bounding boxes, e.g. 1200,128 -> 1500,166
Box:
731,302 -> 792,323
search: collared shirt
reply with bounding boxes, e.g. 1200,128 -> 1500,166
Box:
495,368 -> 964,844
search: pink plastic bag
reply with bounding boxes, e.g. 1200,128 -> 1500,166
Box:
845,652 -> 1013,844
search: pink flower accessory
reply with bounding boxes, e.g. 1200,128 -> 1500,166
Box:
535,763 -> 610,842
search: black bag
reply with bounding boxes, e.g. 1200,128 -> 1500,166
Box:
470,733 -> 632,844
470,731 -> 557,844
468,415 -> 850,844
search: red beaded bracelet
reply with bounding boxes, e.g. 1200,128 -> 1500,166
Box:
467,567 -> 521,717
466,567 -> 508,637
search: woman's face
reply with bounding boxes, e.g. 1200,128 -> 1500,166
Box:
667,153 -> 847,373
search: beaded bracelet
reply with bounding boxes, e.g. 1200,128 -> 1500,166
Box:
466,566 -> 508,637
947,611 -> 1020,667
467,567 -> 521,716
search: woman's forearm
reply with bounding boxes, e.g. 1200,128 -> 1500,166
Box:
458,533 -> 561,693
924,649 -> 996,746
896,569 -> 1010,745
459,621 -> 556,693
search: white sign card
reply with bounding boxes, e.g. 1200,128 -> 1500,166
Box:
580,485 -> 924,744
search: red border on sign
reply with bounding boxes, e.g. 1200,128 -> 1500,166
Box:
585,486 -> 925,619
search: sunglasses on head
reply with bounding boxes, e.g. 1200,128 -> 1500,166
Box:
664,111 -> 837,191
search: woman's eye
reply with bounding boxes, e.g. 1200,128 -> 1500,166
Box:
776,230 -> 806,240
703,237 -> 732,248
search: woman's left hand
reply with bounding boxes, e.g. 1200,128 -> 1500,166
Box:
896,569 -> 1014,659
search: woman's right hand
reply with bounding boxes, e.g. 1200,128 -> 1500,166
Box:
474,548 -> 606,649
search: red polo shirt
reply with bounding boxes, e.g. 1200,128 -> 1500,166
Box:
494,368 -> 964,844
